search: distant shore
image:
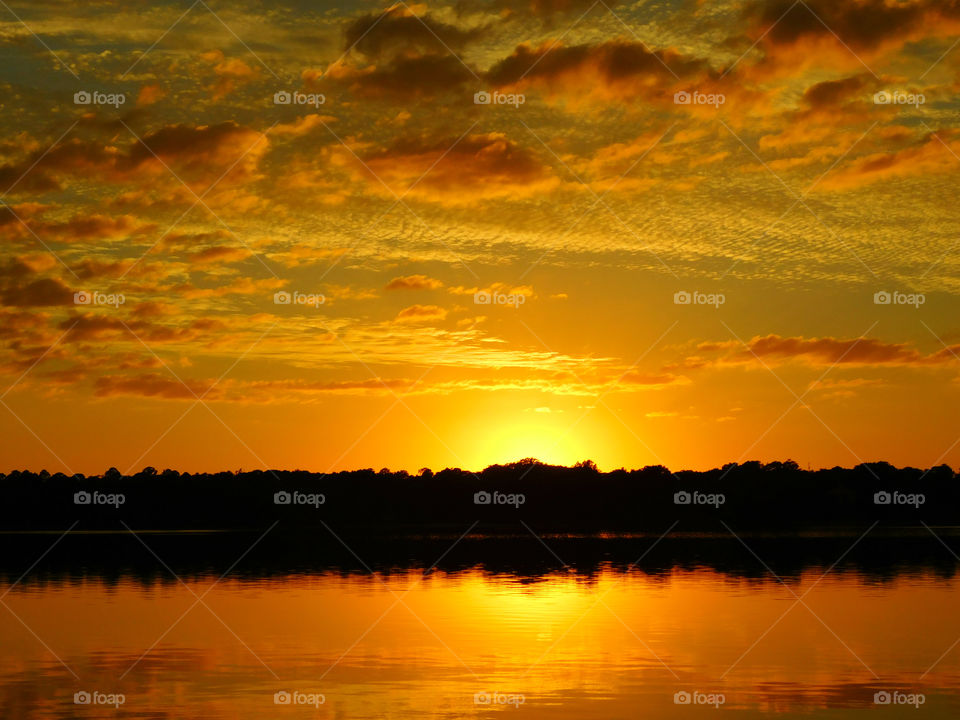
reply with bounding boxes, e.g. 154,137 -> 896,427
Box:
1,459 -> 953,532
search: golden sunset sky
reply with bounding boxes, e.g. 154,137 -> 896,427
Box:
1,0 -> 959,474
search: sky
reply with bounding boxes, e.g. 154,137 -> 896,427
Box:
1,0 -> 959,475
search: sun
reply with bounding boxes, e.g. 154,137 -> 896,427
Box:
466,417 -> 598,470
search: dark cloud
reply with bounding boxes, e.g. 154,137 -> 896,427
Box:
121,121 -> 266,182
699,334 -> 960,366
345,6 -> 484,58
819,128 -> 960,189
0,139 -> 113,195
457,0 -> 619,20
57,314 -> 220,344
0,122 -> 266,197
747,0 -> 927,51
0,257 -> 74,307
94,373 -> 214,400
185,246 -> 251,264
803,74 -> 871,109
324,53 -> 477,99
0,209 -> 154,246
1,277 -> 74,307
486,40 -> 711,94
352,132 -> 556,202
738,0 -> 960,77
385,274 -> 445,290
73,258 -> 133,280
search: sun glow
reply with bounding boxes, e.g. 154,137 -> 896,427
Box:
465,418 -> 596,470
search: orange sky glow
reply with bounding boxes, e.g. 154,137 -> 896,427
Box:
2,0 -> 960,474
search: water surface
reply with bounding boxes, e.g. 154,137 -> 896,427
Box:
2,532 -> 959,717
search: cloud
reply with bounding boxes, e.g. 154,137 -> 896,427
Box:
321,53 -> 476,99
802,74 -> 872,110
87,371 -> 680,403
460,0 -> 619,20
73,258 -> 137,280
386,274 -> 444,290
745,0 -> 958,52
1,277 -> 74,307
449,282 -> 534,298
272,114 -> 337,137
268,245 -> 350,268
136,84 -> 167,107
130,301 -> 177,319
94,373 -> 214,400
616,370 -> 685,388
121,121 -> 268,185
160,229 -> 232,251
93,373 -> 414,401
199,51 -> 259,99
0,139 -> 115,195
486,40 -> 713,104
806,377 -> 886,398
738,0 -> 960,78
818,128 -> 960,190
343,5 -> 483,58
11,212 -> 153,245
395,304 -> 448,323
0,122 -> 268,197
186,246 -> 252,265
697,334 -> 960,367
174,276 -> 285,299
0,256 -> 77,307
323,284 -> 379,301
354,132 -> 557,202
58,313 -> 228,345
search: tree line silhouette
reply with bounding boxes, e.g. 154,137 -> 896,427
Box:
1,458 -> 956,531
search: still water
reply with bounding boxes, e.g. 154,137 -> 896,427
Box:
1,532 -> 959,718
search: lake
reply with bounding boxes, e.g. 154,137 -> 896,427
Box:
1,529 -> 959,717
